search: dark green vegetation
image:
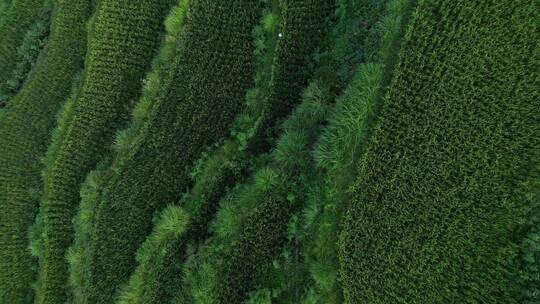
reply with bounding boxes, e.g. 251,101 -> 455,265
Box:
74,2 -> 191,303
0,0 -> 537,302
247,0 -> 334,152
184,78 -> 332,304
338,0 -> 540,303
181,0 -> 413,302
299,0 -> 414,302
0,0 -> 6,16
0,9 -> 50,106
68,3 -> 193,301
36,1 -> 174,303
0,0 -> 47,96
0,0 -> 90,302
80,0 -> 264,303
113,0 -> 336,302
519,183 -> 540,303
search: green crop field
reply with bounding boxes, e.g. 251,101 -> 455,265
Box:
0,0 -> 537,303
0,0 -> 47,105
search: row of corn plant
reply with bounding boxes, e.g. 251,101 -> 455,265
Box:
179,0 -> 408,302
111,1 -> 279,302
113,0 -> 335,302
338,0 -> 540,302
35,1 -> 175,303
0,0 -> 91,302
67,2 -> 190,302
71,0 -> 264,303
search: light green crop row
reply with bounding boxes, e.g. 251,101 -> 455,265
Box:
113,0 -> 336,302
339,0 -> 540,303
295,0 -> 414,303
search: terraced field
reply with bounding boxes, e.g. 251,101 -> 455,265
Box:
339,1 -> 540,303
0,0 -> 537,303
0,1 -> 90,302
36,1 -> 174,303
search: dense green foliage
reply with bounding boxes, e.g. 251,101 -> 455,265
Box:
113,1 -> 336,302
0,0 -> 47,93
0,0 -> 90,302
247,0 -> 334,152
78,1 -> 264,303
338,0 -> 540,303
68,3 -> 190,303
112,2 -> 274,302
298,0 -> 414,302
36,1 -> 174,303
0,13 -> 50,106
183,78 -> 332,304
0,1 -> 7,17
519,182 -> 540,303
117,205 -> 191,304
0,0 -> 537,302
70,3 -> 190,303
180,0 -> 412,302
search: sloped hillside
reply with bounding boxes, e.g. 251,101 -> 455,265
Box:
0,0 -> 537,303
